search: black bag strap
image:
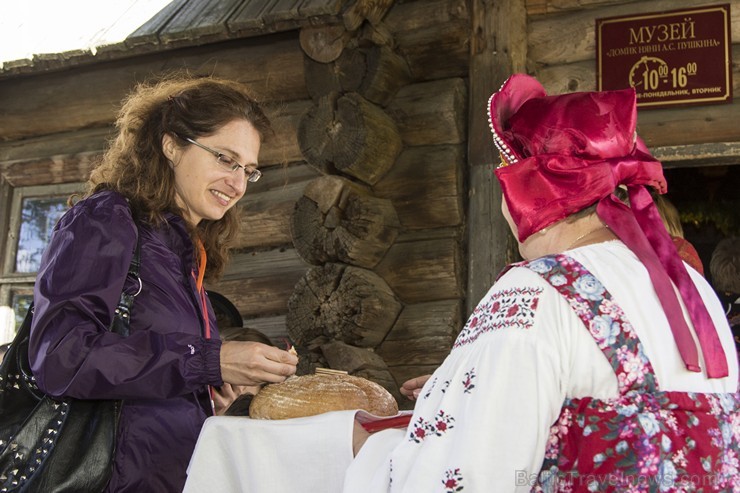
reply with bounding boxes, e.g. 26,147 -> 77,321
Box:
112,236 -> 141,338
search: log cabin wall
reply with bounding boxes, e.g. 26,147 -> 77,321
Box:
1,0 -> 737,405
0,0 -> 473,404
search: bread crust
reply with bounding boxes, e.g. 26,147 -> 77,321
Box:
249,373 -> 398,419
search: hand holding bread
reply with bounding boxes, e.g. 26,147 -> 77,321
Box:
220,341 -> 298,386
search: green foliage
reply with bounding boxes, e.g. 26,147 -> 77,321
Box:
680,200 -> 740,236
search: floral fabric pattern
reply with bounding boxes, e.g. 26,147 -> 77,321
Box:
453,287 -> 542,349
526,254 -> 740,493
408,410 -> 455,444
442,468 -> 464,492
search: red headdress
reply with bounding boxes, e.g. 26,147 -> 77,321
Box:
488,74 -> 727,378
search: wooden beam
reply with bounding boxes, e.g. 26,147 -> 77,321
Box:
466,0 -> 527,315
529,0 -> 740,66
0,34 -> 307,142
652,142 -> 740,169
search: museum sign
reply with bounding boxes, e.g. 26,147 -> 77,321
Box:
596,4 -> 732,108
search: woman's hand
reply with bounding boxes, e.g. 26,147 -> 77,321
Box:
400,374 -> 433,401
220,341 -> 298,386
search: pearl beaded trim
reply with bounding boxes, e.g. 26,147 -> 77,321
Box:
487,91 -> 518,168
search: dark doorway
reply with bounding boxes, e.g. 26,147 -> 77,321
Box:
663,163 -> 740,287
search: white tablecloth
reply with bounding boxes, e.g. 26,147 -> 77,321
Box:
184,411 -> 357,493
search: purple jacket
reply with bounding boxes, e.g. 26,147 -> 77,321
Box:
30,190 -> 224,492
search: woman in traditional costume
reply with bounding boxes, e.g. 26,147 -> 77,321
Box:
185,74 -> 739,493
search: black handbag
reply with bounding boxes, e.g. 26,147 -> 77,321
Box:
0,238 -> 141,493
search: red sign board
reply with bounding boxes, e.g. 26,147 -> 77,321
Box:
596,4 -> 732,108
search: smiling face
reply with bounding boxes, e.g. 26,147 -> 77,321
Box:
162,119 -> 261,226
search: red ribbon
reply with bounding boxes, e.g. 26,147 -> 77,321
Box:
597,189 -> 728,378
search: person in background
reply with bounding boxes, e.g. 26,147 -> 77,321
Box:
709,237 -> 740,351
29,74 -> 298,492
207,289 -> 245,330
654,192 -> 705,276
219,326 -> 278,416
616,186 -> 704,275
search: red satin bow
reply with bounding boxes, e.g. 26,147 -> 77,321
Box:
598,191 -> 727,377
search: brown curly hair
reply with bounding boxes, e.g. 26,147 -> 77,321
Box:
85,73 -> 271,279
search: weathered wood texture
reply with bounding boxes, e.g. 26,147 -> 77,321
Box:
298,92 -> 402,184
234,163 -> 320,249
375,237 -> 465,303
384,0 -> 471,81
343,0 -> 395,30
300,24 -> 351,63
377,299 -> 463,407
387,78 -> 467,147
206,248 -> 310,318
291,175 -> 400,268
286,263 -> 403,348
373,145 -> 465,230
288,0 -> 472,391
0,35 -> 308,142
467,0 -> 528,315
304,42 -> 411,106
526,0 -> 642,16
377,300 -> 462,366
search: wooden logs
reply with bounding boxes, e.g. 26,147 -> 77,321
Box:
321,340 -> 388,373
343,0 -> 396,30
375,237 -> 464,303
235,163 -> 320,249
291,175 -> 400,268
207,248 -> 309,319
298,92 -> 402,185
286,263 -> 402,348
373,144 -> 465,230
387,78 -> 467,146
376,300 -> 462,366
377,299 -> 463,409
384,0 -> 471,81
0,36 -> 307,142
304,43 -> 411,106
299,24 -> 350,63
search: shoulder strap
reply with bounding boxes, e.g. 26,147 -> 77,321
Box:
521,254 -> 660,394
110,226 -> 141,337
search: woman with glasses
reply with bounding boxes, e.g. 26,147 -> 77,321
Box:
28,74 -> 298,492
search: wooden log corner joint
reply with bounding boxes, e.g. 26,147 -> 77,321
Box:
297,92 -> 402,185
291,175 -> 400,268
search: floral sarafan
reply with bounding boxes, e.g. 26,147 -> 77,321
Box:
526,254 -> 740,492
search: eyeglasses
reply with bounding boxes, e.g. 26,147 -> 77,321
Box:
176,134 -> 262,183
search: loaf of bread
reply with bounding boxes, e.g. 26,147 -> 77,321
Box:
249,372 -> 398,419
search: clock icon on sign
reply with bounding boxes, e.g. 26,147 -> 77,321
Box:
629,56 -> 670,90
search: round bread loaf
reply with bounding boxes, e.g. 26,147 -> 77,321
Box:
249,373 -> 398,419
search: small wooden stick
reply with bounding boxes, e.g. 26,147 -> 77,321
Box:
315,367 -> 348,375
